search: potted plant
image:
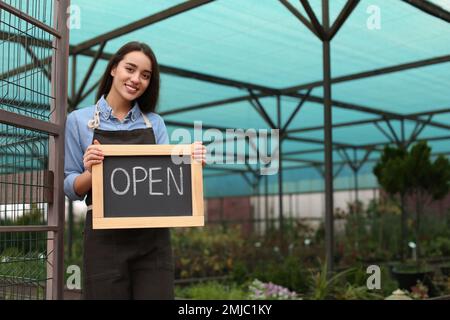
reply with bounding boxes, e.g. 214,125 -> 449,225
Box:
391,261 -> 434,292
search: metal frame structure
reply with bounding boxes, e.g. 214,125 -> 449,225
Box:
0,0 -> 70,299
1,0 -> 449,287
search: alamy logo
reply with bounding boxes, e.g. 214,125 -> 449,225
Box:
366,5 -> 381,30
170,121 -> 280,175
66,265 -> 81,290
366,265 -> 381,290
67,5 -> 81,30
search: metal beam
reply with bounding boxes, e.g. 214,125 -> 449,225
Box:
410,107 -> 450,117
287,106 -> 450,134
282,88 -> 312,132
0,99 -> 50,111
164,118 -> 360,150
285,135 -> 357,149
47,0 -> 70,300
294,92 -> 450,131
328,0 -> 360,40
160,94 -> 264,116
299,0 -> 327,40
285,149 -> 449,168
385,118 -> 402,146
0,225 -> 59,233
73,41 -> 106,106
402,0 -> 450,24
279,0 -> 320,38
333,162 -> 346,179
79,78 -> 101,105
406,115 -> 433,147
322,0 -> 334,273
374,121 -> 395,143
0,55 -> 52,81
284,133 -> 450,158
288,117 -> 382,134
277,95 -> 284,237
22,43 -> 51,80
248,90 -> 277,129
70,54 -> 77,108
283,54 -> 450,93
0,1 -> 61,38
0,109 -> 61,135
72,0 -> 214,54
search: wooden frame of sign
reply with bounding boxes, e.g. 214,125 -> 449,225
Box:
91,144 -> 204,229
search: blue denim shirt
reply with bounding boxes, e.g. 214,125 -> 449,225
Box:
64,96 -> 169,201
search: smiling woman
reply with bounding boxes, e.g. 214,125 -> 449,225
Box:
108,52 -> 153,119
63,41 -> 206,300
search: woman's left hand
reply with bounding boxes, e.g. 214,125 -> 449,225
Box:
192,141 -> 207,167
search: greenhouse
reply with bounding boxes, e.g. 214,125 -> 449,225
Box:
1,0 -> 450,300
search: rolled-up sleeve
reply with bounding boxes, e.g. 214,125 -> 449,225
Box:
64,112 -> 85,201
155,114 -> 169,144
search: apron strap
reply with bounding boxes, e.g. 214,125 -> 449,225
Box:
87,102 -> 153,129
141,112 -> 153,128
87,102 -> 101,129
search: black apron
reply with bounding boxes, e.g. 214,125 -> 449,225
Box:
83,104 -> 174,300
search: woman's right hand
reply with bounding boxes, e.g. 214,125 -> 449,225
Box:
83,139 -> 104,173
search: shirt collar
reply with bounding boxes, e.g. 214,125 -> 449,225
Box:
98,95 -> 141,122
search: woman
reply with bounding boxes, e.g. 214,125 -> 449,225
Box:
64,41 -> 206,299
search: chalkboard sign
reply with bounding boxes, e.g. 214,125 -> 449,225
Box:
91,144 -> 204,229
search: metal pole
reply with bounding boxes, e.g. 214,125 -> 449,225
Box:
47,0 -> 70,300
277,95 -> 284,237
68,53 -> 76,259
265,174 -> 269,231
252,184 -> 257,234
322,0 -> 334,273
68,201 -> 73,259
353,149 -> 359,204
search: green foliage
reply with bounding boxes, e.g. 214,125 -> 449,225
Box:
373,141 -> 450,260
175,281 -> 247,300
373,146 -> 408,195
172,225 -> 244,279
374,141 -> 450,199
64,217 -> 84,272
425,237 -> 450,257
335,199 -> 402,264
0,249 -> 46,280
334,283 -> 384,300
392,261 -> 433,274
307,259 -> 356,300
0,204 -> 47,255
245,255 -> 309,293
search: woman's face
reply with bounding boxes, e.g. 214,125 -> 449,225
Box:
110,50 -> 152,102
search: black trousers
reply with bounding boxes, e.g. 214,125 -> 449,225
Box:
82,212 -> 174,300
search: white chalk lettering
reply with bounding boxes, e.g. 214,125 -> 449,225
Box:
132,166 -> 147,196
110,166 -> 186,196
167,167 -> 183,196
149,167 -> 163,195
110,168 -> 130,195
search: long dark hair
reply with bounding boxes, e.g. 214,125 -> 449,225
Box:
96,41 -> 160,113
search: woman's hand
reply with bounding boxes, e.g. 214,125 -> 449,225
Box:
83,139 -> 104,173
192,141 -> 207,167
